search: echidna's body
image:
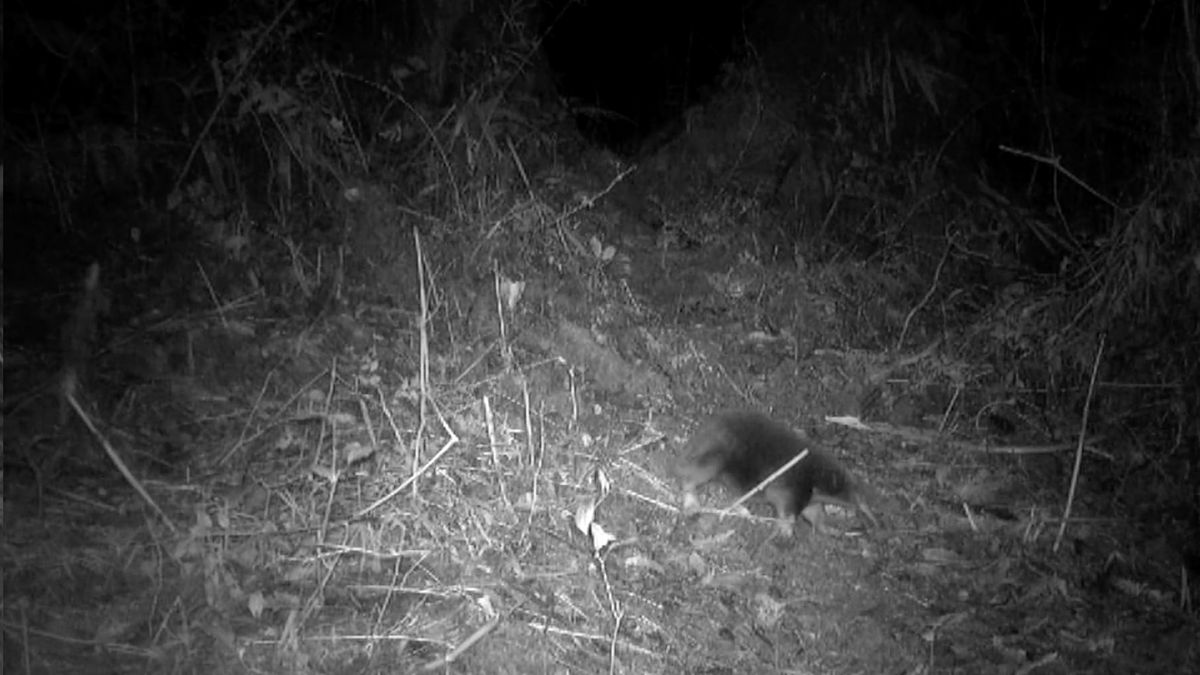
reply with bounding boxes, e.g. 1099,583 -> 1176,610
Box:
677,411 -> 879,533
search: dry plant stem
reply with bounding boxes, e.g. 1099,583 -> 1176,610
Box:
938,385 -> 962,434
855,420 -> 1107,457
66,392 -> 178,534
720,449 -> 810,516
1054,333 -> 1106,552
522,379 -> 534,466
353,435 -> 460,518
551,164 -> 636,229
1187,0 -> 1200,100
194,262 -> 229,329
330,68 -> 462,215
373,556 -> 406,647
376,386 -> 408,461
608,596 -> 625,675
568,364 -> 579,423
520,619 -> 657,658
521,384 -> 541,545
818,191 -> 844,238
294,542 -> 345,646
220,367 -> 324,465
507,136 -> 534,200
318,64 -> 367,170
219,369 -> 273,465
318,357 -> 339,544
171,0 -> 298,198
494,261 -> 512,368
32,115 -> 73,231
714,361 -> 752,405
419,610 -> 504,672
897,241 -> 949,350
415,226 -> 431,502
358,396 -> 377,449
376,551 -> 430,653
998,145 -> 1119,209
429,398 -> 460,459
985,438 -> 1106,455
484,395 -> 511,509
453,339 -> 498,383
962,503 -> 979,532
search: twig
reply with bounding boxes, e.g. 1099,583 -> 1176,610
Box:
998,145 -> 1119,209
494,260 -> 512,370
170,0 -> 298,198
65,392 -> 177,534
376,385 -> 408,460
219,368 -> 273,465
317,357 -> 339,544
1054,334 -> 1106,552
352,425 -> 459,519
519,619 -> 657,657
897,239 -> 951,350
983,438 -> 1106,456
483,396 -> 510,509
219,367 -> 325,465
721,449 -> 810,516
357,396 -> 377,449
521,383 -> 543,546
507,136 -> 534,201
551,164 -> 636,229
597,553 -> 624,675
414,226 -> 430,502
419,609 -> 505,672
194,261 -> 228,329
327,68 -> 463,217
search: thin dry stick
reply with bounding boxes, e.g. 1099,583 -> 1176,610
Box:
521,381 -> 542,545
608,608 -> 626,675
194,262 -> 229,329
66,392 -> 178,533
373,550 -> 431,652
507,136 -> 535,201
318,356 -> 339,544
897,240 -> 950,351
353,435 -> 459,519
938,385 -> 962,434
720,448 -> 810,516
170,0 -> 297,198
414,226 -> 430,502
219,369 -> 273,464
419,610 -> 504,672
551,164 -> 636,229
522,376 -> 534,466
519,619 -> 657,658
568,364 -> 579,424
493,261 -> 512,369
325,68 -> 463,217
998,145 -> 1119,209
483,396 -> 511,509
376,386 -> 408,460
600,558 -> 624,675
1054,334 -> 1106,552
220,367 -> 325,465
427,396 -> 461,466
372,556 -> 405,646
357,396 -> 377,449
294,535 -> 346,644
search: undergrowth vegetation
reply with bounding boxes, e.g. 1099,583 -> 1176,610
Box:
3,0 -> 1197,672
